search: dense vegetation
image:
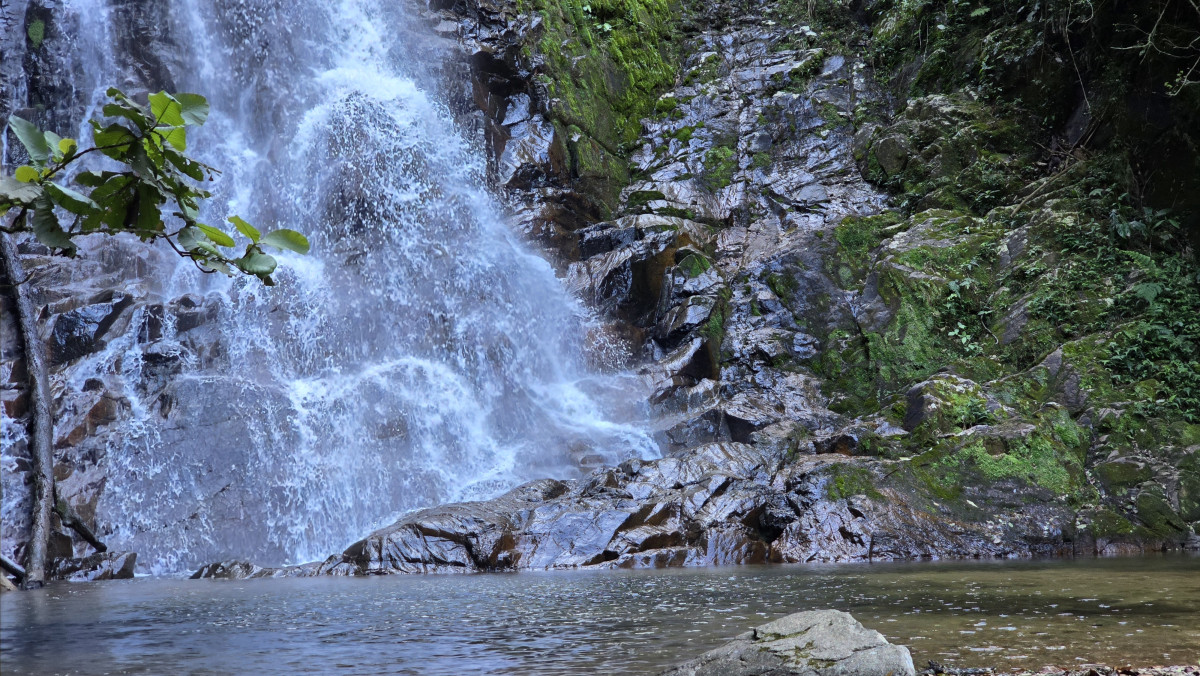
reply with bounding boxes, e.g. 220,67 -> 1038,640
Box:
817,0 -> 1199,536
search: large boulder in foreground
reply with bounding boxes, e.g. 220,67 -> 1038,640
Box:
660,610 -> 915,676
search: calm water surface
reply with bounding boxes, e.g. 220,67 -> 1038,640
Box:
2,556 -> 1197,674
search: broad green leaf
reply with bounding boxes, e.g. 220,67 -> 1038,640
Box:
194,240 -> 222,258
14,165 -> 39,183
88,173 -> 133,202
0,176 -> 43,204
178,226 -> 203,250
58,137 -> 77,157
197,223 -> 236,247
228,215 -> 260,243
92,122 -> 137,158
200,258 -> 232,275
31,196 -> 75,253
87,179 -> 135,231
149,92 -> 185,127
106,87 -> 141,107
43,130 -> 63,158
160,125 -> 187,151
261,228 -> 311,254
75,170 -> 115,188
163,147 -> 205,180
8,116 -> 50,165
179,200 -> 200,222
136,185 -> 164,233
236,251 -> 278,275
44,182 -> 99,215
175,93 -> 210,126
125,142 -> 158,182
102,101 -> 153,131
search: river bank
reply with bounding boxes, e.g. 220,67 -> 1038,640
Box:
954,668 -> 1198,675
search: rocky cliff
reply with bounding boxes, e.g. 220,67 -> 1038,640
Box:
291,0 -> 1198,572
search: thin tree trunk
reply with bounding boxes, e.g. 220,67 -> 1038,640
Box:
0,233 -> 55,589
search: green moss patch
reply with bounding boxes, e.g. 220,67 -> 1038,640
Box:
28,19 -> 45,49
824,464 -> 884,501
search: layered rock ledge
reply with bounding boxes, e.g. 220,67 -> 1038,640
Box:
194,440 -> 1079,579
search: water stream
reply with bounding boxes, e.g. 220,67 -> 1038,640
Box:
2,556 -> 1198,673
3,0 -> 658,573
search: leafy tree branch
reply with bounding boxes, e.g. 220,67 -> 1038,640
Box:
1,88 -> 309,285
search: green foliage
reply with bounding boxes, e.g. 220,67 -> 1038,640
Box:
833,212 -> 899,280
700,303 -> 725,342
682,53 -> 721,86
523,0 -> 676,146
997,170 -> 1200,422
1102,249 -> 1200,421
2,88 -> 309,284
1088,507 -> 1136,537
914,408 -> 1087,501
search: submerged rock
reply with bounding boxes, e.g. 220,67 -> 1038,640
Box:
660,609 -> 916,676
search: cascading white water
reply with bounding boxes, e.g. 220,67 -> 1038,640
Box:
19,0 -> 658,573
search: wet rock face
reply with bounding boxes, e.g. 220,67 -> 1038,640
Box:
660,610 -> 916,676
535,14 -> 892,458
0,235 -> 239,569
203,442 -> 1069,578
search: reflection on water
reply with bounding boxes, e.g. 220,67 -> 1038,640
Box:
1,556 -> 1197,674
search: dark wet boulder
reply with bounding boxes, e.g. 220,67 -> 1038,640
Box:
50,551 -> 137,582
659,610 -> 915,676
48,292 -> 134,365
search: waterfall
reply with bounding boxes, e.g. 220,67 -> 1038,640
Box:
6,0 -> 658,573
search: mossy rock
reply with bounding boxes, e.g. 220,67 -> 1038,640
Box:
571,130 -> 631,207
1085,506 -> 1136,538
519,0 -> 678,211
1093,459 -> 1152,493
901,374 -> 992,438
1178,451 -> 1200,522
823,464 -> 884,501
1133,484 -> 1190,539
910,407 -> 1087,501
858,94 -> 1036,215
677,252 -> 712,278
832,211 -> 902,284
